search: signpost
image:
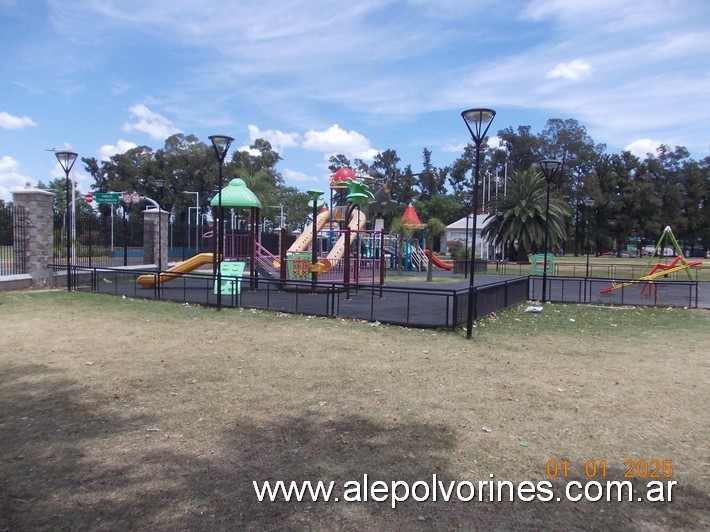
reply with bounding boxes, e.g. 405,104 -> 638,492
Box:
95,192 -> 120,204
120,192 -> 142,265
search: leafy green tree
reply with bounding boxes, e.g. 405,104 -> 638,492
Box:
230,139 -> 283,206
497,125 -> 540,173
270,187 -> 311,232
415,148 -> 448,200
447,144 -> 475,195
481,170 -> 570,260
327,154 -> 351,174
158,134 -> 215,219
415,195 -> 465,226
424,217 -> 446,282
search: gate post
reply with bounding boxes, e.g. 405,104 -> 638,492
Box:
143,209 -> 169,270
12,188 -> 55,286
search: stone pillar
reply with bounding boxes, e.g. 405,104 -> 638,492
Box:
12,188 -> 56,286
143,209 -> 169,269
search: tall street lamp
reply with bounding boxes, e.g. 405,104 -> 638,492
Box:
584,197 -> 595,301
584,198 -> 595,278
55,151 -> 78,291
183,190 -> 200,253
461,108 -> 495,339
209,135 -> 234,311
539,159 -> 562,303
460,192 -> 473,279
155,179 -> 165,274
306,189 -> 324,292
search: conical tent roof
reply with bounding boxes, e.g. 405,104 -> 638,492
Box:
210,178 -> 262,209
401,203 -> 424,228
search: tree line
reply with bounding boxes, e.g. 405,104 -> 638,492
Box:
32,118 -> 709,257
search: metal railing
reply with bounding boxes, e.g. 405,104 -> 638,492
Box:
530,276 -> 699,308
498,260 -> 703,281
59,265 -> 530,330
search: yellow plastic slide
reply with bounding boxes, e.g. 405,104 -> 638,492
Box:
312,210 -> 366,274
288,210 -> 330,253
137,253 -> 215,288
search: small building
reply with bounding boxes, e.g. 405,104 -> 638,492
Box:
442,213 -> 494,259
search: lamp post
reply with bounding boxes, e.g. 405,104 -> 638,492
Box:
155,179 -> 165,274
539,159 -> 562,303
584,197 -> 595,301
55,151 -> 78,291
460,192 -> 473,279
461,108 -> 495,339
183,190 -> 199,253
209,135 -> 234,311
306,189 -> 324,291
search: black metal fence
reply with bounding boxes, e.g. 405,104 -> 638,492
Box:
65,265 -> 530,330
0,204 -> 26,276
53,208 -> 145,268
529,276 -> 700,308
498,260 -> 703,281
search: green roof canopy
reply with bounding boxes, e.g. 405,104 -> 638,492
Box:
210,178 -> 262,209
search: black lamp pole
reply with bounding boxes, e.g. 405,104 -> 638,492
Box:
55,151 -> 78,291
209,135 -> 234,311
539,159 -> 561,303
460,191 -> 473,279
155,179 -> 165,274
584,198 -> 595,301
461,108 -> 495,339
306,189 -> 324,292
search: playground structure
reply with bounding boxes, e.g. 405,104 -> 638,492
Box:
136,171 -> 387,290
384,203 -> 452,272
601,226 -> 701,296
134,169 -> 455,292
137,252 -> 214,288
531,253 -> 554,275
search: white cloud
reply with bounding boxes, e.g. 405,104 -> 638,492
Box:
0,156 -> 32,201
442,141 -> 466,153
546,58 -> 592,81
247,124 -> 301,154
99,139 -> 138,161
282,168 -> 318,183
624,138 -> 662,159
237,145 -> 261,157
302,124 -> 379,161
0,111 -> 36,129
123,104 -> 182,140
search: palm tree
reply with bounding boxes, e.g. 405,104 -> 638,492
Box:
482,170 -> 570,261
390,216 -> 416,276
424,217 -> 446,282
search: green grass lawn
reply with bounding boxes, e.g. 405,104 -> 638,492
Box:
1,291 -> 708,530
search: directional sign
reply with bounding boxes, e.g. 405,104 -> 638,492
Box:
84,193 -> 94,203
95,192 -> 120,204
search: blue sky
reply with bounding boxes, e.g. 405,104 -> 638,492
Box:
1,0 -> 708,201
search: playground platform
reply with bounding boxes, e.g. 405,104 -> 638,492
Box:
75,266 -> 530,330
64,263 -> 705,331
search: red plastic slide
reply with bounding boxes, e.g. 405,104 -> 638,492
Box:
424,249 -> 453,270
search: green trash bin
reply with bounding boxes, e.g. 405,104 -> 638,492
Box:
214,261 -> 246,295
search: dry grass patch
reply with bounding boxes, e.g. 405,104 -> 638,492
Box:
0,291 -> 708,530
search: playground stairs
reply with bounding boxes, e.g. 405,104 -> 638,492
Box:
411,245 -> 428,271
254,241 -> 280,278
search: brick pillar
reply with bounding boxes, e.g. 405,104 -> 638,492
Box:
143,209 -> 169,269
12,188 -> 55,286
